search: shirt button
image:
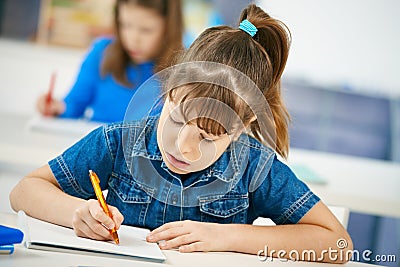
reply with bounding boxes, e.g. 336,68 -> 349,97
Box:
172,194 -> 178,205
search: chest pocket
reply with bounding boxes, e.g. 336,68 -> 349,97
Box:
107,173 -> 153,227
108,172 -> 153,203
199,193 -> 249,224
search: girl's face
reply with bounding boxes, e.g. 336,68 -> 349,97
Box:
118,3 -> 166,64
157,98 -> 237,174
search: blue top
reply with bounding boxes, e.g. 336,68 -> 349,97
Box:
49,116 -> 320,230
60,37 -> 158,123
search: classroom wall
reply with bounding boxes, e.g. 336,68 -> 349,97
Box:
258,0 -> 400,97
0,39 -> 84,116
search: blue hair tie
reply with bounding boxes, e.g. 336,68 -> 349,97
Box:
239,19 -> 258,37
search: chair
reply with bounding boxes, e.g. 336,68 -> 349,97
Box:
253,205 -> 350,229
328,205 -> 350,229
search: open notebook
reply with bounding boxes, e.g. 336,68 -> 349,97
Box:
18,211 -> 166,262
27,116 -> 103,137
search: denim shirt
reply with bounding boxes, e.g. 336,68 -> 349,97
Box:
49,116 -> 320,230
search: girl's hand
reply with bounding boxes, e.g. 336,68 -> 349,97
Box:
36,93 -> 65,116
72,199 -> 124,241
146,220 -> 228,253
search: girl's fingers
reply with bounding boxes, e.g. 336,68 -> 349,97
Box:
73,218 -> 110,241
150,221 -> 184,235
157,233 -> 198,250
109,206 -> 124,229
83,213 -> 114,239
37,95 -> 49,115
52,99 -> 65,115
73,199 -> 116,240
87,199 -> 115,229
179,241 -> 207,253
147,224 -> 190,243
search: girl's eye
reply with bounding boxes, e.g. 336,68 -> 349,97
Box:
119,22 -> 130,29
140,28 -> 153,34
200,133 -> 214,143
169,117 -> 183,126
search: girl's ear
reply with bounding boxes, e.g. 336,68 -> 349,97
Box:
231,133 -> 241,142
230,127 -> 246,142
248,116 -> 257,124
230,116 -> 257,141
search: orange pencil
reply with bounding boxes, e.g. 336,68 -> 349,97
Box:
44,71 -> 57,116
89,170 -> 120,245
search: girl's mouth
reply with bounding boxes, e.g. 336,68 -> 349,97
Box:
166,153 -> 190,169
128,50 -> 141,58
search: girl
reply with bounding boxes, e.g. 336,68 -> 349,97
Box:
36,0 -> 183,123
11,4 -> 353,263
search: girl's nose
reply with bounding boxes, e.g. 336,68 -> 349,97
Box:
131,30 -> 141,44
177,125 -> 201,160
125,29 -> 140,47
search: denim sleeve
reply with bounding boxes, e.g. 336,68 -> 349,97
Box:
60,37 -> 112,118
251,156 -> 320,224
48,125 -> 114,199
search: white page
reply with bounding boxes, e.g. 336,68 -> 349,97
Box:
27,116 -> 103,137
18,211 -> 165,262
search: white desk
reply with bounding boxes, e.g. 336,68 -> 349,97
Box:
287,149 -> 400,218
0,112 -> 82,174
0,212 -> 383,267
0,112 -> 399,218
0,112 -> 92,212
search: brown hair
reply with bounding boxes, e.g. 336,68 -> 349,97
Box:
168,4 -> 291,158
101,0 -> 183,87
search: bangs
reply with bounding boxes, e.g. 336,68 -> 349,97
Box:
196,117 -> 228,136
169,83 -> 252,136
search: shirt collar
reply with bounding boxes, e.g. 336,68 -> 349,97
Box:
130,116 -> 242,183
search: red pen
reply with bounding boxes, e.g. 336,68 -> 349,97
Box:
44,71 -> 57,116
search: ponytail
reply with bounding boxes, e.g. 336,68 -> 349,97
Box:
239,4 -> 291,158
239,4 -> 291,89
172,4 -> 291,158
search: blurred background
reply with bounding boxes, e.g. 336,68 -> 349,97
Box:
0,0 -> 399,266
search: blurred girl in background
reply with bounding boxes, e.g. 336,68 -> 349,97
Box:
37,0 -> 183,123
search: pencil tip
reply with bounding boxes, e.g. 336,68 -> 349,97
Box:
112,232 -> 120,245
